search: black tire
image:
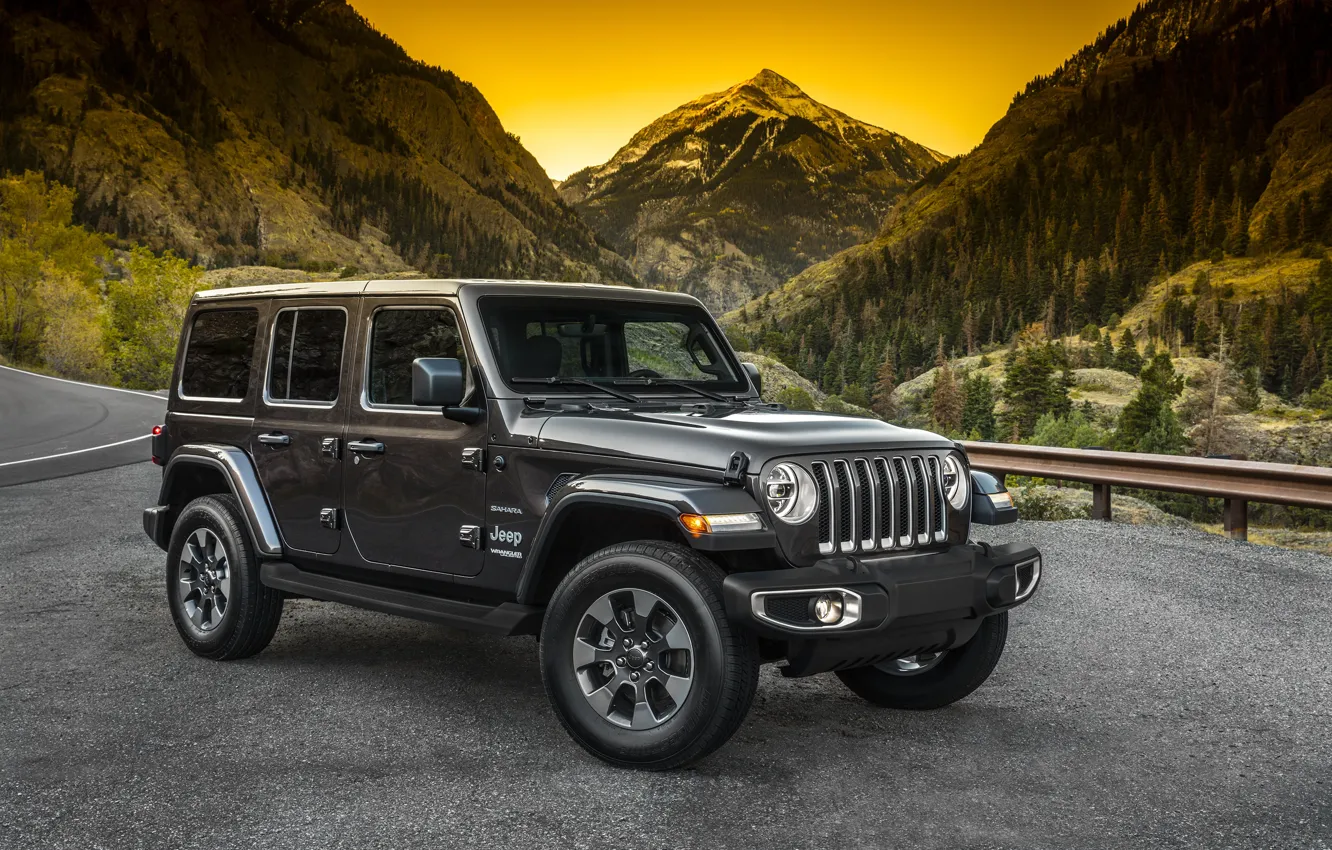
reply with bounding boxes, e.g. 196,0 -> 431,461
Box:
835,612 -> 1008,710
166,495 -> 284,661
540,541 -> 759,770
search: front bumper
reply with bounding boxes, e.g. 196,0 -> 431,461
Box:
721,542 -> 1041,677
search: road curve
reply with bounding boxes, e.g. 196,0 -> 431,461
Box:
0,364 -> 165,487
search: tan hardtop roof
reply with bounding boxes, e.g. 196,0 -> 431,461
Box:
192,278 -> 692,303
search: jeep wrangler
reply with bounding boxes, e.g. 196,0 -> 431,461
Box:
143,279 -> 1040,769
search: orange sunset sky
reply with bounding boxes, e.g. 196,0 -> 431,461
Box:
351,1 -> 1141,181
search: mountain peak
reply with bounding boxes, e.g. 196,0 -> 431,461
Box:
739,69 -> 804,98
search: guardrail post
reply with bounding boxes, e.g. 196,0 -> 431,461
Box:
1091,483 -> 1112,521
1224,499 -> 1248,541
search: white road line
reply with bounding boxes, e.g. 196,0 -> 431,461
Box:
0,364 -> 167,401
0,434 -> 151,468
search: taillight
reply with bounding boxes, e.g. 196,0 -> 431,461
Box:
151,424 -> 167,466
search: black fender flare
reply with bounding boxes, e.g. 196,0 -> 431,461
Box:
148,444 -> 283,557
514,474 -> 774,605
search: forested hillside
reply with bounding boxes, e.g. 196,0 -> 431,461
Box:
560,70 -> 943,312
0,0 -> 630,283
728,0 -> 1332,408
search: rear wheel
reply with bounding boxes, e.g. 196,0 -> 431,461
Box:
835,612 -> 1008,709
540,541 -> 759,770
166,495 -> 284,661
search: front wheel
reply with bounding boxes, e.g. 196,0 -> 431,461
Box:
539,541 -> 759,770
835,612 -> 1008,709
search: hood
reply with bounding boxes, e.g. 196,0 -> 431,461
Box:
534,405 -> 953,471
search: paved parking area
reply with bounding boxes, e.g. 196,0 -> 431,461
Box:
2,462 -> 1330,849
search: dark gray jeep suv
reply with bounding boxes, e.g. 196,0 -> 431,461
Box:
143,279 -> 1041,769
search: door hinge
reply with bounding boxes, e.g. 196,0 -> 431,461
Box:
724,451 -> 750,487
462,447 -> 485,471
459,525 -> 482,549
321,436 -> 340,460
319,507 -> 339,530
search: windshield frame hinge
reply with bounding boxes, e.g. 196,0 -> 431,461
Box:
723,451 -> 750,487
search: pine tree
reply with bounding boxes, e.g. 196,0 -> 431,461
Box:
999,343 -> 1070,439
1117,350 -> 1185,453
1096,330 -> 1115,367
871,350 -> 897,420
930,341 -> 963,434
1114,328 -> 1143,374
960,372 -> 997,440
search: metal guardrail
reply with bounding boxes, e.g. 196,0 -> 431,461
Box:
961,441 -> 1332,541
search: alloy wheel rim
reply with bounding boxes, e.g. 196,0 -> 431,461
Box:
178,528 -> 231,633
876,650 -> 948,676
571,588 -> 694,730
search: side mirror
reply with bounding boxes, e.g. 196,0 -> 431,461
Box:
742,362 -> 762,396
970,469 -> 1018,525
412,357 -> 466,407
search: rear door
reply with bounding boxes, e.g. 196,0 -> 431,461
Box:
341,298 -> 488,576
249,301 -> 351,555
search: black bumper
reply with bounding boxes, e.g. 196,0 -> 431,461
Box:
721,542 -> 1041,677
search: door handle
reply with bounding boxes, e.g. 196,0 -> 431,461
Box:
347,440 -> 385,455
257,433 -> 291,446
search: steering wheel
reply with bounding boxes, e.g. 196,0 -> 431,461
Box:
629,369 -> 662,378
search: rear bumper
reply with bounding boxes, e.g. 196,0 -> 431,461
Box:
721,542 -> 1041,677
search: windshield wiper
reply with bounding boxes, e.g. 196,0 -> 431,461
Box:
612,377 -> 736,403
512,377 -> 641,403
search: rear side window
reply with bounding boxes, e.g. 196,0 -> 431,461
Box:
181,309 -> 258,400
368,308 -> 466,406
267,308 -> 346,404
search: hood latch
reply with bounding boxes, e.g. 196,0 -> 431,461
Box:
723,451 -> 750,487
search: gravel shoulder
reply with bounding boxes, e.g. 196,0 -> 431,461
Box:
2,463 -> 1330,849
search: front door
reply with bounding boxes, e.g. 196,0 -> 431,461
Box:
249,302 -> 351,555
342,299 -> 488,576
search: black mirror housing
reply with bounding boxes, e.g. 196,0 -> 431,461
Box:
412,357 -> 466,407
742,362 -> 762,396
970,469 -> 1018,525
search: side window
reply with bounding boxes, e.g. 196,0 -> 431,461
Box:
267,308 -> 347,404
368,308 -> 466,406
181,308 -> 258,400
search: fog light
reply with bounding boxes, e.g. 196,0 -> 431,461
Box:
812,593 -> 844,624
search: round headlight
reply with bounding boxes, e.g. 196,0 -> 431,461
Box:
764,462 -> 817,524
942,454 -> 968,510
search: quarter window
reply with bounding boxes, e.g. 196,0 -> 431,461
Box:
268,309 -> 346,403
368,308 -> 466,406
181,309 -> 258,400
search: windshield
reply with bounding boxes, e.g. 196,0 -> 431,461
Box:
478,295 -> 747,394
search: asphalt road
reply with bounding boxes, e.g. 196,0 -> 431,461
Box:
2,463 -> 1329,849
0,365 -> 165,488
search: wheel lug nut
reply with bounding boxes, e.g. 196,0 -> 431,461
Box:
645,661 -> 654,671
616,657 -> 626,666
630,672 -> 639,681
623,638 -> 631,648
639,641 -> 648,650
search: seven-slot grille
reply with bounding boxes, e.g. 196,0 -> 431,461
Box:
809,455 -> 949,554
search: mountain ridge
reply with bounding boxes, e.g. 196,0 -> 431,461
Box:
559,69 -> 944,311
725,0 -> 1332,409
0,0 -> 632,283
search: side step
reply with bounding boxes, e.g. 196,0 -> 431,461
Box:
259,561 -> 544,636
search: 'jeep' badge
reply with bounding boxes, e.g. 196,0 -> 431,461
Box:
488,525 -> 524,559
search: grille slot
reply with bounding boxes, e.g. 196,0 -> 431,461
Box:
833,460 -> 854,553
812,461 -> 833,554
803,453 -> 947,555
